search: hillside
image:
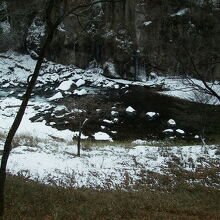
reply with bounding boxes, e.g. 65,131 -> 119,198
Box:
0,0 -> 220,219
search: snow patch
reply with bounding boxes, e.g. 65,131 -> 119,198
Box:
163,129 -> 174,134
74,89 -> 87,96
75,79 -> 85,87
48,92 -> 63,101
171,8 -> 189,17
126,106 -> 136,113
58,80 -> 74,91
176,129 -> 185,135
93,132 -> 113,141
143,21 -> 152,26
132,139 -> 147,145
146,112 -> 159,118
167,119 -> 176,126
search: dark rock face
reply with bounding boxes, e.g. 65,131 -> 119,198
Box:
1,0 -> 220,80
1,0 -> 44,52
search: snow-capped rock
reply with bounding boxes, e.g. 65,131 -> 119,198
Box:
93,132 -> 113,141
75,79 -> 85,87
194,135 -> 200,139
176,129 -> 185,135
48,92 -> 63,101
163,129 -> 174,134
114,84 -> 120,89
171,8 -> 189,17
103,119 -> 114,124
74,89 -> 87,96
126,106 -> 136,114
53,105 -> 68,113
146,112 -> 159,119
143,21 -> 152,26
167,119 -> 176,127
58,80 -> 74,91
111,111 -> 119,117
113,118 -> 119,123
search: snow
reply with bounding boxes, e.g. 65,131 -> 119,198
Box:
146,112 -> 159,118
0,51 -> 219,189
75,79 -> 85,87
132,139 -> 147,145
163,129 -> 174,134
114,84 -> 119,89
0,93 -> 219,190
0,52 -> 219,105
158,77 -> 220,105
111,111 -> 118,117
126,106 -> 136,113
167,119 -> 176,126
48,92 -> 63,101
143,21 -> 152,26
93,132 -> 113,141
57,23 -> 66,32
113,118 -> 119,123
0,20 -> 10,34
103,119 -> 114,124
26,17 -> 45,52
72,132 -> 88,140
171,8 -> 189,17
58,80 -> 74,91
1,142 -> 219,189
176,129 -> 185,135
103,61 -> 120,78
0,98 -> 74,142
53,105 -> 67,113
74,89 -> 87,96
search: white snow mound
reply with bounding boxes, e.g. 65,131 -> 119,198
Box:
93,132 -> 113,141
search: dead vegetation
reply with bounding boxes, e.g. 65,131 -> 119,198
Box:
3,174 -> 220,220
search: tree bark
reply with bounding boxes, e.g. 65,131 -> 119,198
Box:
77,129 -> 82,157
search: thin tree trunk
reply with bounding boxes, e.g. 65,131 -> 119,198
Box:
77,119 -> 88,157
0,27 -> 56,217
77,128 -> 82,157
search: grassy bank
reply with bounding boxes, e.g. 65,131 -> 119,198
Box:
2,175 -> 220,220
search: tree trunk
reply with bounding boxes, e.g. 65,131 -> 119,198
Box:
0,26 -> 56,218
77,125 -> 82,157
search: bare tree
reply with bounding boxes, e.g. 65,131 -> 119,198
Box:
66,96 -> 111,156
0,0 -> 120,216
0,0 -> 64,216
170,1 -> 220,101
138,0 -> 220,101
177,44 -> 220,102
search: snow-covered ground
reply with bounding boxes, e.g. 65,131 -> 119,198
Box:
0,96 -> 219,189
0,51 -> 219,190
1,139 -> 219,189
0,51 -> 220,105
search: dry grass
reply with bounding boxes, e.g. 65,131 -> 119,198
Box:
2,174 -> 220,220
69,138 -> 205,151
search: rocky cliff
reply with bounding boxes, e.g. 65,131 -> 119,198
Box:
1,0 -> 220,80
